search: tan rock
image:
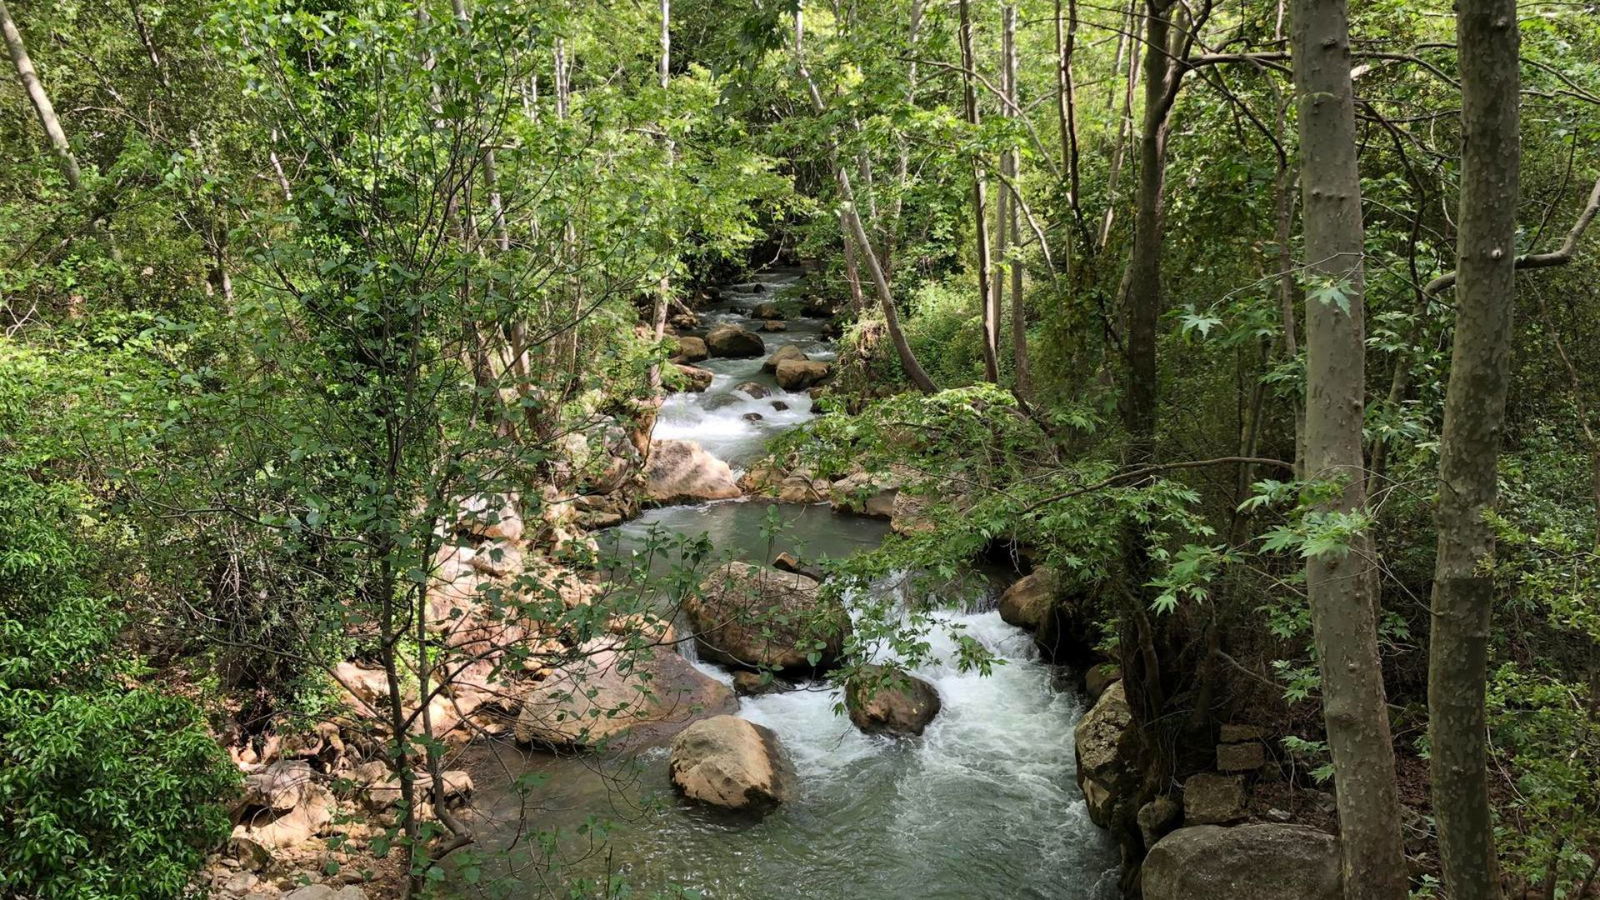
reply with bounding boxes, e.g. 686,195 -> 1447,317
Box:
672,335 -> 709,363
760,345 -> 807,373
645,440 -> 741,504
668,716 -> 796,810
845,665 -> 942,736
1142,825 -> 1341,900
774,359 -> 831,391
1183,773 -> 1247,824
996,569 -> 1057,631
684,562 -> 851,674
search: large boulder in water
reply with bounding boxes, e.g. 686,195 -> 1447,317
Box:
515,640 -> 736,748
669,715 -> 797,811
670,364 -> 714,393
646,440 -> 741,504
1074,680 -> 1143,829
997,569 -> 1056,630
672,335 -> 709,363
706,323 -> 765,358
751,300 -> 785,320
774,359 -> 832,391
683,561 -> 850,674
845,665 -> 942,736
761,344 -> 807,373
1141,824 -> 1341,900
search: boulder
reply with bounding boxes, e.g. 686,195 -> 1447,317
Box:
845,666 -> 942,736
232,781 -> 334,851
760,320 -> 788,332
1219,723 -> 1265,743
669,716 -> 797,811
776,469 -> 827,504
741,412 -> 763,422
1217,741 -> 1266,773
997,569 -> 1056,630
457,494 -> 522,542
1183,773 -> 1247,824
1074,680 -> 1142,829
751,301 -> 785,320
761,345 -> 808,373
889,492 -> 936,535
1141,824 -> 1341,900
732,670 -> 794,697
515,640 -> 736,748
684,561 -> 851,674
1085,663 -> 1123,699
828,471 -> 898,519
283,887 -> 369,900
774,359 -> 832,391
1138,795 -> 1183,849
645,440 -> 742,504
671,364 -> 714,393
771,400 -> 790,412
673,335 -> 709,363
733,381 -> 770,399
706,324 -> 765,358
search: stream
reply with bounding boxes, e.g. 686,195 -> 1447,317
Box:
460,270 -> 1119,898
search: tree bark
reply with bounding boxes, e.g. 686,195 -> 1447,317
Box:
1,0 -> 83,191
1003,5 -> 1029,396
958,0 -> 1000,382
647,0 -> 673,392
1291,0 -> 1409,897
1429,0 -> 1519,896
1124,0 -> 1174,469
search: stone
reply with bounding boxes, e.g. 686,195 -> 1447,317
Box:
1219,724 -> 1265,743
751,300 -> 785,320
242,761 -> 317,813
889,492 -> 935,535
774,359 -> 831,391
1141,824 -> 1341,900
515,640 -> 736,748
771,400 -> 790,412
684,561 -> 851,674
996,569 -> 1056,631
776,469 -> 826,504
1074,680 -> 1142,829
705,324 -> 765,358
672,364 -> 714,393
669,716 -> 796,811
457,494 -> 522,542
731,670 -> 793,697
1085,663 -> 1122,699
742,412 -> 763,422
1138,795 -> 1183,849
733,381 -> 770,399
645,440 -> 741,504
759,320 -> 788,332
232,782 -> 335,850
363,770 -> 474,810
828,470 -> 899,519
282,887 -> 368,900
672,335 -> 709,363
1217,741 -> 1266,773
1183,773 -> 1247,825
845,665 -> 942,736
771,551 -> 822,582
761,344 -> 808,373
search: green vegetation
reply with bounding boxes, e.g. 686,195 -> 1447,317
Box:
0,0 -> 1597,897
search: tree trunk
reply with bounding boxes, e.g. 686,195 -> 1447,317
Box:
647,0 -> 673,392
1429,0 -> 1519,896
793,6 -> 937,394
1,0 -> 82,192
1291,0 -> 1409,897
1124,0 -> 1172,469
1003,5 -> 1029,396
958,0 -> 1000,382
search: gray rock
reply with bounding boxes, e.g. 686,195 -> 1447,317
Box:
1138,795 -> 1183,849
1217,741 -> 1266,772
1142,824 -> 1341,900
1074,680 -> 1142,828
1183,773 -> 1247,824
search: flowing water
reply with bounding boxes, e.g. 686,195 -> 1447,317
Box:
459,270 -> 1119,898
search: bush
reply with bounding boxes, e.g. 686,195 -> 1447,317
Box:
0,348 -> 237,900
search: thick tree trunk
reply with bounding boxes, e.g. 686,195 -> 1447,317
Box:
1429,0 -> 1519,896
958,0 -> 1000,382
1291,1 -> 1409,897
1124,0 -> 1172,468
1,0 -> 82,192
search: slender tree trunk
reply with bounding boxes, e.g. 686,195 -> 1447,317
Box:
1291,1 -> 1409,896
1003,5 -> 1029,396
1429,0 -> 1519,896
648,0 -> 673,392
1,0 -> 82,192
1098,0 -> 1141,252
794,6 -> 937,394
958,0 -> 1000,382
1055,0 -> 1085,240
